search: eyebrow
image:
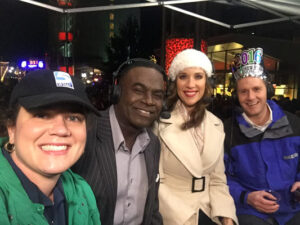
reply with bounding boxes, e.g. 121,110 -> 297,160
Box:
132,82 -> 164,91
178,71 -> 205,75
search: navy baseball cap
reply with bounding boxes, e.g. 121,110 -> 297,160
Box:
9,69 -> 99,115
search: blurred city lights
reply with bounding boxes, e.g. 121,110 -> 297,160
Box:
38,61 -> 44,68
20,60 -> 45,70
21,61 -> 27,68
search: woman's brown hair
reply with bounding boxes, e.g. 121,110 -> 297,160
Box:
166,74 -> 212,130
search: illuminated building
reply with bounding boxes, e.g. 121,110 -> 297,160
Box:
207,34 -> 300,100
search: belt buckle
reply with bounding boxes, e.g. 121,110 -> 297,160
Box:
192,176 -> 205,192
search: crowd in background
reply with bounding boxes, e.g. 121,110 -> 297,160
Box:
209,94 -> 300,121
1,79 -> 300,139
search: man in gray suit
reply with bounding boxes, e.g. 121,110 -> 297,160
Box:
73,59 -> 166,225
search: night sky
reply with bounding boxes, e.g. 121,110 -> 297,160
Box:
0,0 -> 49,62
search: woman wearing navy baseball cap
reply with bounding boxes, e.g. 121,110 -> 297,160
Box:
0,69 -> 101,225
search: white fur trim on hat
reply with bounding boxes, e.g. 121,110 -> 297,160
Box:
168,48 -> 213,81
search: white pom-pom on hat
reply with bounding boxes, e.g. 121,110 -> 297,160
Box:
168,48 -> 213,81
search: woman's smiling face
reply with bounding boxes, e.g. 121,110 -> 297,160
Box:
176,67 -> 206,113
7,105 -> 87,180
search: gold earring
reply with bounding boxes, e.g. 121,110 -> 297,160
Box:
4,142 -> 15,153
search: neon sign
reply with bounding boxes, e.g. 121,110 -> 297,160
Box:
20,60 -> 45,70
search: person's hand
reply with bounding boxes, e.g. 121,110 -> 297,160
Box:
290,181 -> 300,192
221,217 -> 234,225
247,190 -> 279,213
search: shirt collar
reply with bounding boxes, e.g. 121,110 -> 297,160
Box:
242,103 -> 273,131
109,105 -> 125,151
109,105 -> 150,153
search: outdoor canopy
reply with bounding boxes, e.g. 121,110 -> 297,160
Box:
18,0 -> 300,29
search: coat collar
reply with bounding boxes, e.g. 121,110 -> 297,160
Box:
158,109 -> 224,176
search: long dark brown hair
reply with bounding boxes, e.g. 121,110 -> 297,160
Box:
166,74 -> 212,130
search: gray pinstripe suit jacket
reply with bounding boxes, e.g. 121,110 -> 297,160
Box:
72,109 -> 163,225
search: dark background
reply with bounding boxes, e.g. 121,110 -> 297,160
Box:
0,0 -> 49,61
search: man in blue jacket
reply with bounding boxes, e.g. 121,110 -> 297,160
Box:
224,47 -> 300,225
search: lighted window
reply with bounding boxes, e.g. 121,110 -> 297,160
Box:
109,31 -> 114,38
58,32 -> 66,41
67,33 -> 73,41
57,0 -> 72,7
110,22 -> 114,30
59,66 -> 67,72
58,32 -> 73,41
109,13 -> 114,20
57,0 -> 66,6
59,66 -> 74,75
211,51 -> 226,70
59,43 -> 72,57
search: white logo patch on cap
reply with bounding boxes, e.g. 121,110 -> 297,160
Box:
53,71 -> 74,89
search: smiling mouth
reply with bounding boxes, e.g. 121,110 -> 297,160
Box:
247,102 -> 258,107
137,108 -> 152,116
184,91 -> 197,97
41,145 -> 68,151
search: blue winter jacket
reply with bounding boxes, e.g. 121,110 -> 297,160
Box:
224,100 -> 300,225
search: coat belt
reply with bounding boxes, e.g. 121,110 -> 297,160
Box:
162,174 -> 206,192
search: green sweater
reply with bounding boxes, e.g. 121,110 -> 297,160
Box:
0,150 -> 101,225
